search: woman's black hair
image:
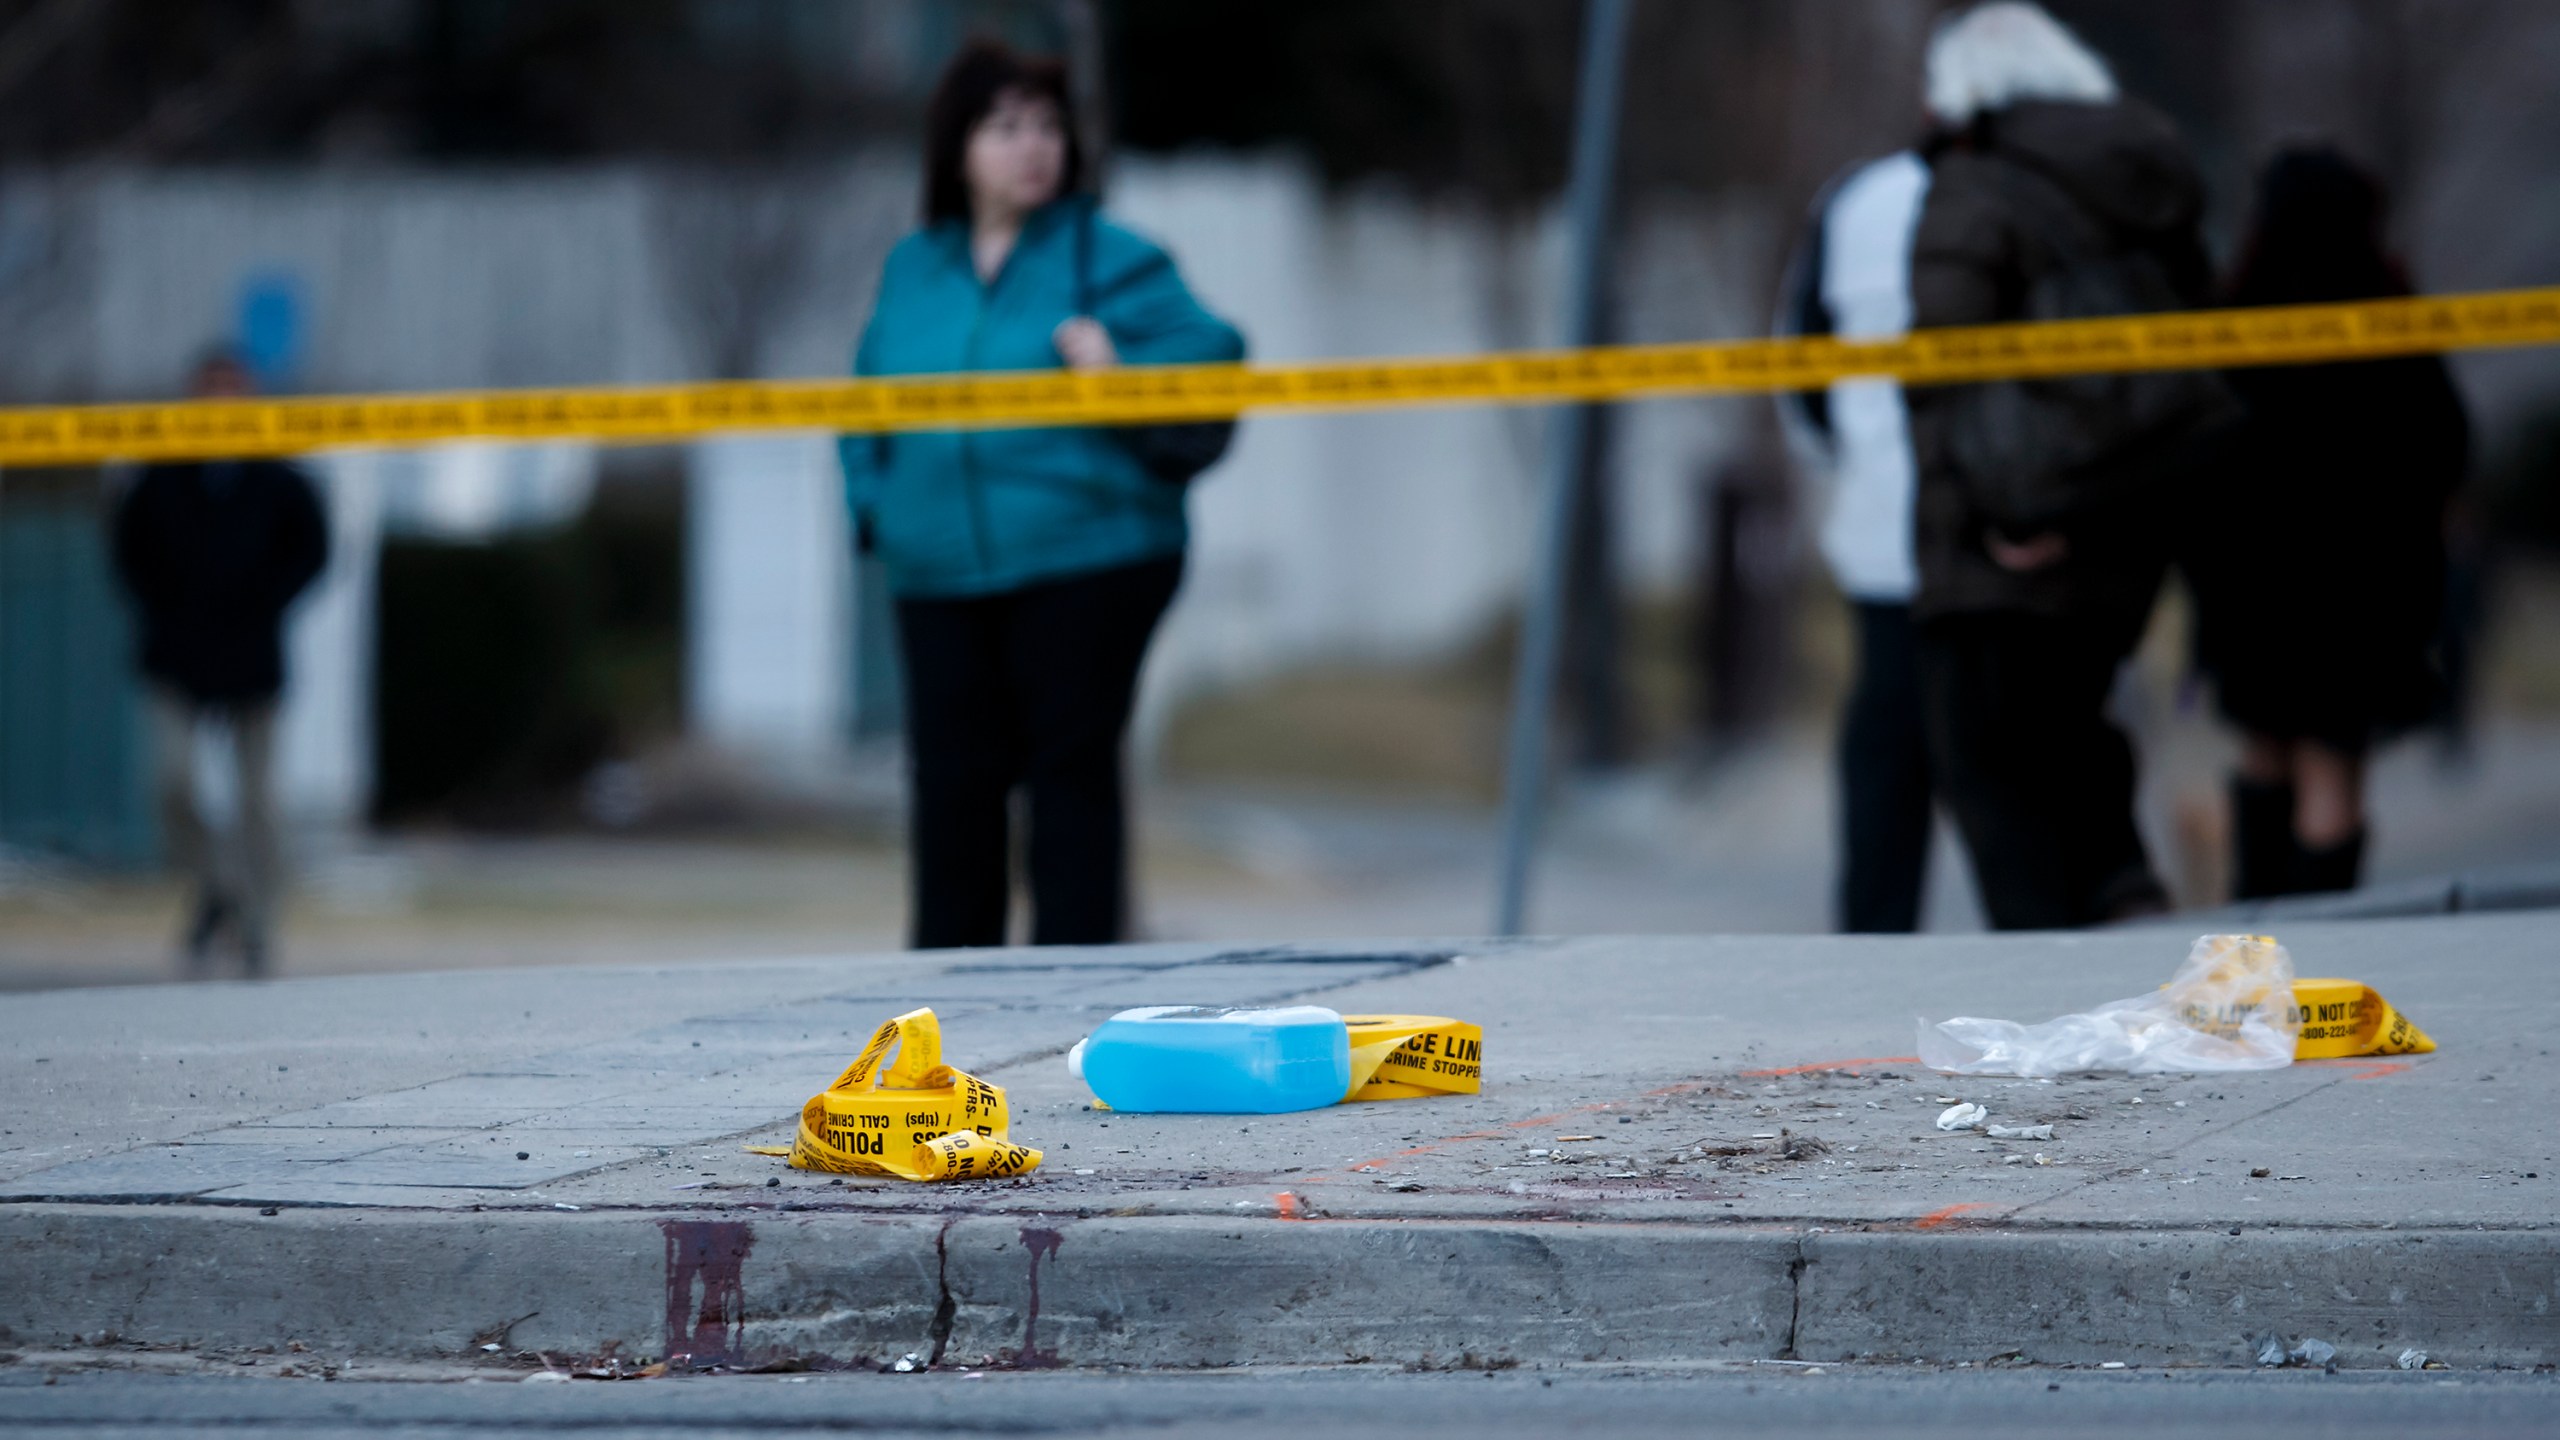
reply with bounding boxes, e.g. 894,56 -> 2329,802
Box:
922,38 -> 1082,225
2228,146 -> 2406,307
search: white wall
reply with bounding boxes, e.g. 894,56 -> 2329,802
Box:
1114,162 -> 1550,716
685,433 -> 854,774
0,158 -> 1811,797
1107,159 -> 1770,744
5,128 -> 2557,813
274,452 -> 383,830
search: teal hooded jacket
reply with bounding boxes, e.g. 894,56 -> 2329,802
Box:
839,196 -> 1246,598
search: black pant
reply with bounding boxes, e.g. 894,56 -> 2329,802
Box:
1917,611 -> 2166,930
1838,602 -> 1933,933
895,556 -> 1182,949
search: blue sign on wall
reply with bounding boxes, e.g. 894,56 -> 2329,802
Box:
235,269 -> 308,391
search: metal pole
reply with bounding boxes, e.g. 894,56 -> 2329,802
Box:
1493,0 -> 1634,937
1054,0 -> 1112,188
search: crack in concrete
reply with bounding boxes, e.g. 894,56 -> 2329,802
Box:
2002,1066 -> 2377,1224
1780,1235 -> 1807,1360
924,1215 -> 957,1367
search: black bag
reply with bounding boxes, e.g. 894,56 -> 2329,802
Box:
1073,205 -> 1235,486
1937,161 -> 2237,533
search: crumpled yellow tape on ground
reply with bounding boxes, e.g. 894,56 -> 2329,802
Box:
1343,1015 -> 1482,1102
756,1008 -> 1042,1182
2290,978 -> 2436,1059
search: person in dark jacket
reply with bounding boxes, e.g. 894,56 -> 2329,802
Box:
1903,3 -> 2229,929
2188,149 -> 2470,898
110,349 -> 330,975
841,40 -> 1244,949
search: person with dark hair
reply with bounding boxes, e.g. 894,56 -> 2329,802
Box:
841,39 -> 1244,949
1902,3 -> 2232,929
110,349 -> 329,976
2187,148 -> 2470,898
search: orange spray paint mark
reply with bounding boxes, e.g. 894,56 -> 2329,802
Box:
1740,1056 -> 1922,1079
1911,1203 -> 1998,1230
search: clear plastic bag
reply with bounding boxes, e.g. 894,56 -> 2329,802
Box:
1919,934 -> 2300,1077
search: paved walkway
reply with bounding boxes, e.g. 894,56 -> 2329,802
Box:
3,914 -> 2551,1370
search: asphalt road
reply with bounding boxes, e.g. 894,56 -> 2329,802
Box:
3,1366 -> 2555,1439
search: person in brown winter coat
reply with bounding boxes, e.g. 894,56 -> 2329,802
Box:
1902,3 -> 2234,929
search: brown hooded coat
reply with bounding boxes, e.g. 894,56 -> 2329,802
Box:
1906,98 -> 2228,646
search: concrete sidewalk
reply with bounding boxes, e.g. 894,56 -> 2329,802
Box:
1,916 -> 2552,1374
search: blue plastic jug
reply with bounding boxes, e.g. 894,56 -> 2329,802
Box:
1072,1005 -> 1353,1114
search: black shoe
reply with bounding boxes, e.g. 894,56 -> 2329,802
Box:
2292,831 -> 2366,896
2229,777 -> 2298,901
2094,864 -> 2172,924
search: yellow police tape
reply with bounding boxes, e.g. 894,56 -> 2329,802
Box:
756,1007 -> 1044,1183
1344,1014 -> 1483,1101
5,285 -> 2557,466
2173,938 -> 2438,1062
2290,978 -> 2436,1060
753,1010 -> 1477,1183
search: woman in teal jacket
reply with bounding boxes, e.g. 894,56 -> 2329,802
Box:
843,39 -> 1244,949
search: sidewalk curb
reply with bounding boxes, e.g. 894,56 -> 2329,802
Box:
5,1206 -> 2551,1371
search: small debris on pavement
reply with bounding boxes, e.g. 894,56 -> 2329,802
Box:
1986,1123 -> 2053,1140
890,1352 -> 925,1373
1937,1102 -> 1987,1131
2254,1335 -> 2339,1368
2398,1348 -> 2429,1371
1556,1134 -> 1597,1142
2099,1361 -> 2128,1370
523,1371 -> 570,1384
2250,1167 -> 2272,1178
